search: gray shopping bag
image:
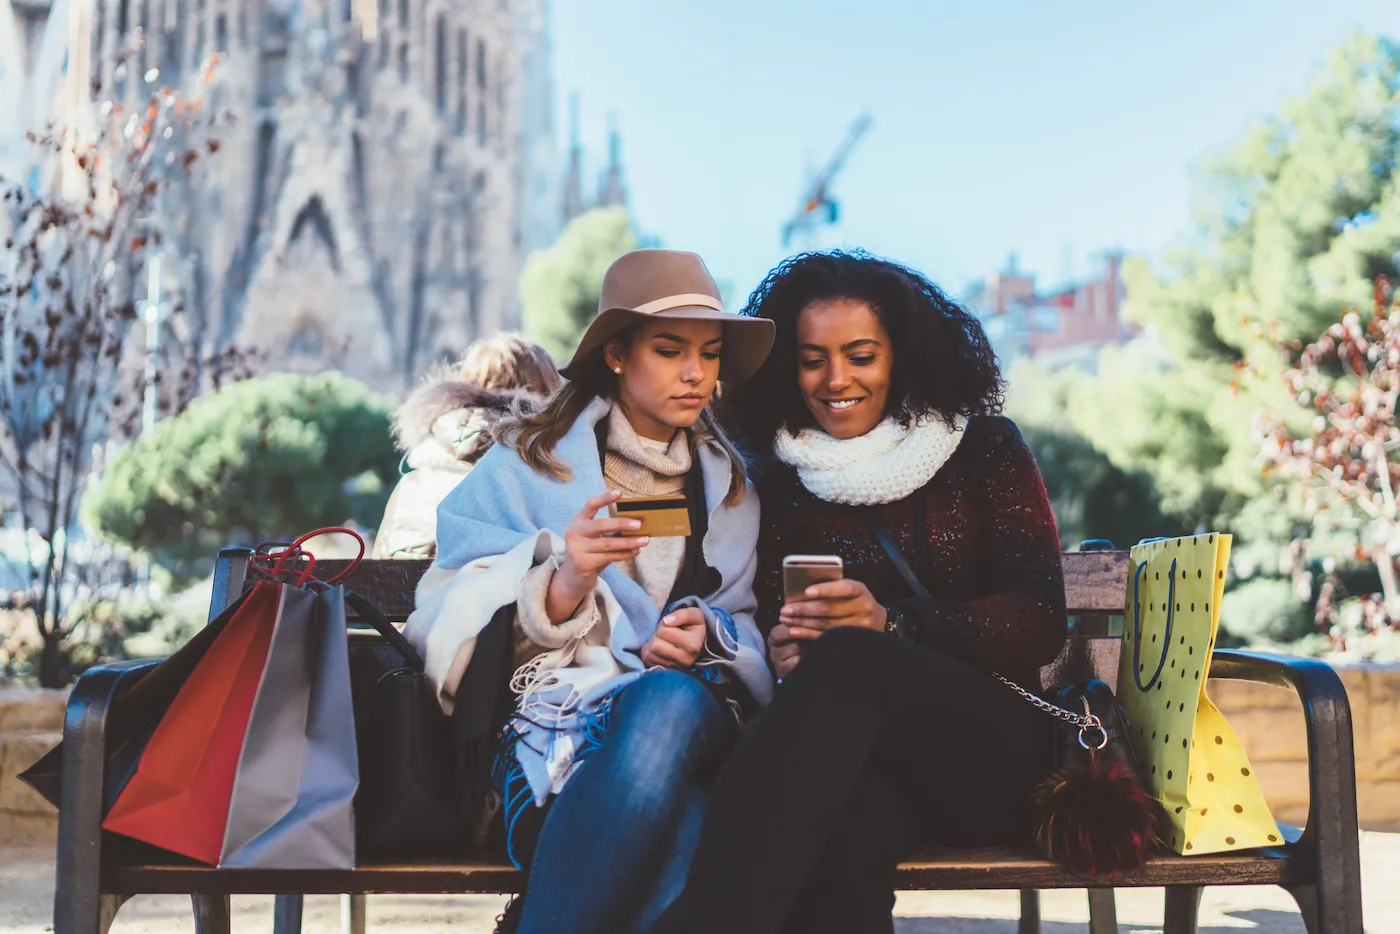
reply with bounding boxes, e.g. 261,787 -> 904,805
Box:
219,584 -> 359,868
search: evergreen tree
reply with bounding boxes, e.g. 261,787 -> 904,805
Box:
520,207 -> 639,361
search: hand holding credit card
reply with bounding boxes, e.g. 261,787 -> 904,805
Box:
608,494 -> 691,537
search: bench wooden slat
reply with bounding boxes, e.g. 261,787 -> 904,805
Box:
298,559 -> 431,620
103,847 -> 1306,895
1038,634 -> 1124,694
311,550 -> 1133,622
894,846 -> 1309,890
1061,550 -> 1129,615
107,861 -> 524,895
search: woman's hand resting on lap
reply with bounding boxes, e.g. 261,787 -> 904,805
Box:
544,491 -> 706,668
770,579 -> 888,678
642,607 -> 706,669
767,624 -> 804,680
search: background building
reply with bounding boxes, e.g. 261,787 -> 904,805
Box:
561,93 -> 625,224
0,0 -> 608,390
965,252 -> 1135,371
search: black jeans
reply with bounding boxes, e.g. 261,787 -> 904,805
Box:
654,626 -> 1053,934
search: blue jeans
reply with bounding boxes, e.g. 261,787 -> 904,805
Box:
510,669 -> 733,934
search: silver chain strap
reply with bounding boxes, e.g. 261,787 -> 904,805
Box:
858,507 -> 1112,752
994,674 -> 1109,751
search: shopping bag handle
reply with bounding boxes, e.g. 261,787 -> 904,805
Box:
343,590 -> 426,673
253,541 -> 319,586
1131,556 -> 1175,693
286,527 -> 366,584
251,528 -> 367,587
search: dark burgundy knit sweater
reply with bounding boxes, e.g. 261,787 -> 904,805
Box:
755,415 -> 1067,686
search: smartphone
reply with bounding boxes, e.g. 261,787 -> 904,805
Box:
783,555 -> 844,603
608,494 -> 691,537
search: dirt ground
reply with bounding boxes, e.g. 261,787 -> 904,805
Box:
1,832 -> 1396,933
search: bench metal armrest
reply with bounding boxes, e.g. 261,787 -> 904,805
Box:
1208,649 -> 1359,882
55,660 -> 163,933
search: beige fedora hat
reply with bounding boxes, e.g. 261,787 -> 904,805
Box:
560,249 -> 775,383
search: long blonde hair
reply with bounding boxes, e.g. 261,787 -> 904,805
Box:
494,336 -> 748,506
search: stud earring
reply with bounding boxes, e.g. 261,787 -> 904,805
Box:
614,367 -> 623,374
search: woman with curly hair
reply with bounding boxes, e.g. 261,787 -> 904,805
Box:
655,251 -> 1067,934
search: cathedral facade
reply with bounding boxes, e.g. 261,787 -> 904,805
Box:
2,0 -> 562,390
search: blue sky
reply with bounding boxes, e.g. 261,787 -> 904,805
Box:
552,0 -> 1400,305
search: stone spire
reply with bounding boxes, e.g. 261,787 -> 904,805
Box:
595,110 -> 626,208
561,91 -> 585,221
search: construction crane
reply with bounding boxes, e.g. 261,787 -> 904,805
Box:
781,113 -> 873,248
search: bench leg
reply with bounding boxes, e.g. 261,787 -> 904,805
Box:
55,734 -> 112,934
1288,884 -> 1355,934
1017,889 -> 1041,934
96,895 -> 128,934
1289,885 -> 1319,934
1290,874 -> 1364,934
274,894 -> 305,934
1163,885 -> 1201,934
191,894 -> 231,934
341,893 -> 367,934
1087,888 -> 1118,934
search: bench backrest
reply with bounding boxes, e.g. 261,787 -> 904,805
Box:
210,549 -> 1132,691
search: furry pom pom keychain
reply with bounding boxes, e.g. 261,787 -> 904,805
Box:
1019,679 -> 1167,880
1033,753 -> 1166,879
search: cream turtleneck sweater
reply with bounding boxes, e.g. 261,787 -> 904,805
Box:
601,404 -> 690,607
514,404 -> 693,660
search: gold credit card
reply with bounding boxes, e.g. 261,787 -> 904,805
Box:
609,494 -> 691,537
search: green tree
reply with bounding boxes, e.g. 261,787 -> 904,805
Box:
82,372 -> 399,581
1007,360 -> 1189,549
1072,32 -> 1400,532
1218,577 -> 1314,647
520,207 -> 639,361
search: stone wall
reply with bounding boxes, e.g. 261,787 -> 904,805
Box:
0,684 -> 64,845
1210,665 -> 1400,832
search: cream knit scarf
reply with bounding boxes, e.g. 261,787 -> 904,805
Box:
773,414 -> 968,506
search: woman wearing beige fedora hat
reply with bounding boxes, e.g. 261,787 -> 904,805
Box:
402,249 -> 777,934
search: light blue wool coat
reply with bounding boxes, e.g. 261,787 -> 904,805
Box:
405,398 -> 773,804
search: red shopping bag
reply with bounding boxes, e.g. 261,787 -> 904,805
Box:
101,580 -> 282,862
101,528 -> 364,864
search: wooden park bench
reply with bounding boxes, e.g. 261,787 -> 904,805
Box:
49,545 -> 1363,934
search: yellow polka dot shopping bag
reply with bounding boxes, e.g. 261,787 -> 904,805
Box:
1118,534 -> 1281,855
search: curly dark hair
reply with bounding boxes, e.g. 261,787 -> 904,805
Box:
722,250 -> 1004,450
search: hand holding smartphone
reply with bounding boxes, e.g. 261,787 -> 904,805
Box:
782,555 -> 843,603
774,555 -> 842,681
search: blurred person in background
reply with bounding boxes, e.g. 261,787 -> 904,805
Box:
372,333 -> 562,558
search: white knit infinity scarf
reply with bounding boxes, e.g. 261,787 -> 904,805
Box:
773,414 -> 968,506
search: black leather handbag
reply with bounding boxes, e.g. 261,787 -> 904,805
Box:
344,592 -> 520,861
343,591 -> 473,861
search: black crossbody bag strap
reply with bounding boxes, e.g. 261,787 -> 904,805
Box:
861,512 -> 932,602
860,489 -> 932,602
859,500 -> 1093,734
